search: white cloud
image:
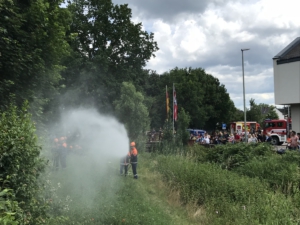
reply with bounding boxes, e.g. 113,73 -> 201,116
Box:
113,0 -> 300,109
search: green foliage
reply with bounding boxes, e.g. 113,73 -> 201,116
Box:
114,82 -> 150,141
160,120 -> 174,143
147,68 -> 236,130
61,0 -> 159,111
45,154 -> 179,225
236,156 -> 300,195
192,143 -> 274,170
0,102 -> 44,197
190,143 -> 300,196
176,108 -> 191,145
0,0 -> 71,120
247,98 -> 279,125
0,188 -> 21,225
229,107 -> 244,122
154,154 -> 299,224
0,102 -> 56,224
143,72 -> 166,129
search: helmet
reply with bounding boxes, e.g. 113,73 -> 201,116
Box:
60,137 -> 65,141
54,138 -> 58,142
130,142 -> 135,147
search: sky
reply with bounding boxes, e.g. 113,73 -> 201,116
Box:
112,0 -> 300,110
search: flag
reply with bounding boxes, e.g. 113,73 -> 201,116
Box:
173,85 -> 178,121
166,86 -> 170,120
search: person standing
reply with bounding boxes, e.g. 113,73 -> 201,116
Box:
130,142 -> 138,179
288,131 -> 299,150
202,133 -> 210,144
257,132 -> 263,142
223,131 -> 229,144
234,132 -> 241,143
59,136 -> 68,169
158,127 -> 163,141
120,151 -> 131,176
53,138 -> 60,170
151,129 -> 156,141
265,132 -> 272,143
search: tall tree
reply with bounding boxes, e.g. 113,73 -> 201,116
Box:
247,98 -> 279,125
0,0 -> 71,119
114,82 -> 150,141
61,0 -> 158,111
143,71 -> 166,129
151,68 -> 236,130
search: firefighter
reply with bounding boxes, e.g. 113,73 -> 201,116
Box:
59,136 -> 68,169
130,142 -> 138,179
53,138 -> 60,170
120,151 -> 131,176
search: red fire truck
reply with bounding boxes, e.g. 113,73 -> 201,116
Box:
230,121 -> 260,134
263,118 -> 291,145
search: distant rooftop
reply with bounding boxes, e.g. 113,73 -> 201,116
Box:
273,37 -> 300,60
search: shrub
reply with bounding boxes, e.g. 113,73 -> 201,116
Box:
236,156 -> 300,195
0,188 -> 22,225
190,143 -> 300,195
0,103 -> 50,224
190,143 -> 274,170
154,154 -> 299,224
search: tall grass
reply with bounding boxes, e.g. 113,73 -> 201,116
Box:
45,154 -> 193,225
44,142 -> 300,224
189,143 -> 300,195
154,153 -> 300,224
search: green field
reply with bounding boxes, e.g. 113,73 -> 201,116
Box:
46,143 -> 300,225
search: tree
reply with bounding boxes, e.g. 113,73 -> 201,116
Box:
176,108 -> 191,145
0,0 -> 71,120
61,0 -> 159,111
114,82 -> 150,141
229,107 -> 244,123
247,98 -> 279,125
148,67 -> 236,130
143,71 -> 168,129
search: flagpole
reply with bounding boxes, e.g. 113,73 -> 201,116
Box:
173,83 -> 174,136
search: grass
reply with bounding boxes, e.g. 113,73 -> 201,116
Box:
153,153 -> 299,224
46,153 -> 200,225
46,144 -> 300,224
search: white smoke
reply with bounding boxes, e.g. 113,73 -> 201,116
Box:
47,108 -> 129,207
60,108 -> 129,159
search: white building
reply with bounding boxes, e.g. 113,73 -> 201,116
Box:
273,37 -> 300,132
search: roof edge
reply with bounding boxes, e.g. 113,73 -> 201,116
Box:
273,37 -> 300,59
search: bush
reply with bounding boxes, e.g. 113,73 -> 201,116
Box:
189,143 -> 300,195
154,154 -> 299,224
236,156 -> 300,195
0,103 -> 51,224
0,188 -> 22,225
190,143 -> 274,170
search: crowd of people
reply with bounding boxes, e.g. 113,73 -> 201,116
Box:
52,134 -> 83,170
190,130 -> 300,148
148,128 -> 164,142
